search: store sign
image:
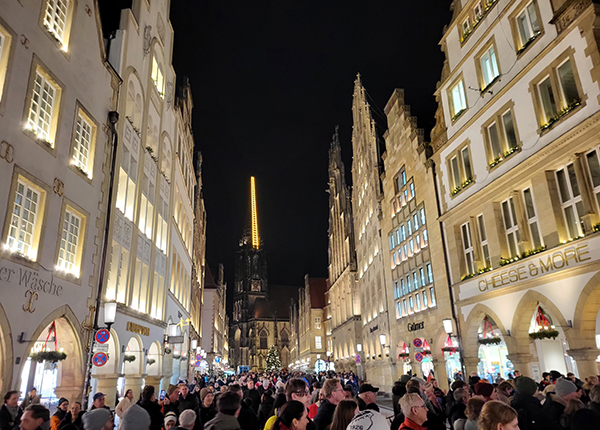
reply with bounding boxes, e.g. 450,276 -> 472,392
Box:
0,264 -> 64,297
369,325 -> 379,333
408,321 -> 425,332
460,241 -> 595,300
126,321 -> 150,336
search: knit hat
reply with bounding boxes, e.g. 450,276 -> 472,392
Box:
474,382 -> 494,398
57,397 -> 69,407
399,375 -> 411,384
121,404 -> 150,430
200,387 -> 212,402
166,384 -> 178,397
514,376 -> 537,397
410,377 -> 426,385
82,409 -> 112,430
549,370 -> 563,382
164,412 -> 177,427
347,410 -> 388,430
554,378 -> 577,398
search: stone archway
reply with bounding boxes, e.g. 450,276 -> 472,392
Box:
123,336 -> 144,399
17,307 -> 85,403
570,272 -> 600,376
0,303 -> 12,395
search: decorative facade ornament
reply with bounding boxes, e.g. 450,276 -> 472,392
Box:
143,26 -> 152,56
165,81 -> 174,108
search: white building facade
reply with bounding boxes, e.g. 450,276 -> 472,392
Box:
0,0 -> 119,402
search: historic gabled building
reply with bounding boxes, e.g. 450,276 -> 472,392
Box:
0,0 -> 119,401
431,0 -> 600,380
380,88 -> 456,389
326,128 -> 362,375
350,76 -> 394,391
296,276 -> 328,372
201,265 -> 229,372
230,177 -> 295,372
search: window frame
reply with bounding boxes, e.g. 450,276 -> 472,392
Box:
477,214 -> 491,268
447,141 -> 475,196
509,0 -> 543,55
2,170 -> 50,265
69,103 -> 98,180
476,38 -> 501,91
522,188 -> 543,249
447,75 -> 468,122
54,201 -> 88,281
22,58 -> 64,152
530,50 -> 585,133
461,222 -> 475,276
501,197 -> 521,258
40,0 -> 75,52
481,101 -> 521,169
0,20 -> 14,107
555,163 -> 585,239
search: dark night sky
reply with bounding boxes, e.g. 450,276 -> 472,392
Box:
101,1 -> 452,311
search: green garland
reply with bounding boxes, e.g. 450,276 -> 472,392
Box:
123,354 -> 136,363
146,358 -> 156,366
478,337 -> 501,346
398,353 -> 410,358
528,329 -> 559,340
30,351 -> 67,363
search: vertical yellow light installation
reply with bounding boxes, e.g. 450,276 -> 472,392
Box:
251,176 -> 259,249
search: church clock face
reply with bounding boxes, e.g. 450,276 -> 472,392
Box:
251,280 -> 261,292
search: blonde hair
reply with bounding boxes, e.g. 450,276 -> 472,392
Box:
322,379 -> 341,399
478,401 -> 517,430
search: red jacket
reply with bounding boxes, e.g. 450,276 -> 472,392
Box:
399,417 -> 426,430
308,403 -> 319,420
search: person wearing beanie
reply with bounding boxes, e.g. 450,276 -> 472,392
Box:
510,376 -> 562,430
162,385 -> 180,417
50,398 -> 69,430
82,408 -> 113,430
120,404 -> 151,430
543,377 -> 578,424
473,382 -> 496,402
164,412 -> 177,430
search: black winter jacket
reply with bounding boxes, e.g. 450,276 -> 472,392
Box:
511,393 -> 562,430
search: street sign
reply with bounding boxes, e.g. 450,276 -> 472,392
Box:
93,344 -> 109,353
95,329 -> 110,344
414,352 -> 423,362
93,352 -> 108,367
356,355 -> 361,363
215,356 -> 221,363
195,360 -> 201,367
196,354 -> 202,361
413,338 -> 422,348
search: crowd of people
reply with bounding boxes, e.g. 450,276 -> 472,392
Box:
2,368 -> 600,430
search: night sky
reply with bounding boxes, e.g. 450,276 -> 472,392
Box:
102,1 -> 452,310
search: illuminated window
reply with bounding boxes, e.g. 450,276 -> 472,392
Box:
151,55 -> 164,97
5,179 -> 46,261
477,215 -> 491,267
413,214 -> 419,229
0,25 -> 12,102
555,164 -> 584,239
522,188 -> 543,249
536,59 -> 580,127
116,144 -> 138,221
106,241 -> 130,303
461,222 -> 475,275
151,271 -> 165,320
315,317 -> 321,329
479,45 -> 500,88
515,2 -> 540,50
155,196 -> 168,253
26,69 -> 61,145
420,268 -> 425,287
430,287 -> 436,306
71,111 -> 95,178
502,197 -> 520,257
400,279 -> 405,296
420,208 -> 426,225
449,79 -> 467,120
586,148 -> 600,212
485,109 -> 518,163
56,208 -> 83,277
422,291 -> 428,308
422,229 -> 428,247
315,336 -> 322,349
138,172 -> 155,240
43,0 -> 71,46
427,264 -> 433,284
131,257 -> 150,313
449,145 -> 473,193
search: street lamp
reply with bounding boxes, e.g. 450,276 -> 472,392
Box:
169,323 -> 178,337
443,319 -> 453,335
104,302 -> 117,331
357,343 -> 362,352
191,339 -> 198,350
379,334 -> 388,347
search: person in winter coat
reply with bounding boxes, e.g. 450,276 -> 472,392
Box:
0,391 -> 23,430
228,385 -> 258,430
178,384 -> 201,430
392,376 -> 409,416
50,398 -> 69,430
398,393 -> 428,430
477,401 -> 518,430
272,402 -> 309,430
116,390 -> 135,421
257,389 -> 274,430
137,385 -> 164,430
120,404 -> 151,430
589,385 -> 600,416
510,376 -> 562,430
243,381 -> 261,416
313,379 -> 344,430
199,388 -> 217,428
453,396 -> 484,430
204,392 -> 241,430
448,387 -> 469,428
58,402 -> 83,430
543,378 -> 579,423
20,390 -> 40,410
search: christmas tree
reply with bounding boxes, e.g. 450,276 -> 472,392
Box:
265,345 -> 281,372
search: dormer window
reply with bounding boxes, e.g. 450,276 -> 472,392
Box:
474,2 -> 483,20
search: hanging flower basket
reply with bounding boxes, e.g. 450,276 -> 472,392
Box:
529,329 -> 559,340
146,358 -> 156,366
478,337 -> 502,346
123,354 -> 136,363
164,347 -> 172,355
173,354 -> 182,360
30,351 -> 67,363
398,353 -> 410,359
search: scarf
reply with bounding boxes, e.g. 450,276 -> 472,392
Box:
6,405 -> 19,422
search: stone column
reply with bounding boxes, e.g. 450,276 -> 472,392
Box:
432,356 -> 449,391
567,348 -> 600,378
94,375 -> 119,409
463,357 -> 480,378
145,376 -> 162,390
54,386 -> 84,404
506,353 -> 534,378
124,375 -> 145,399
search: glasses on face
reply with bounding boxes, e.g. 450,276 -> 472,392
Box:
413,404 -> 428,411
